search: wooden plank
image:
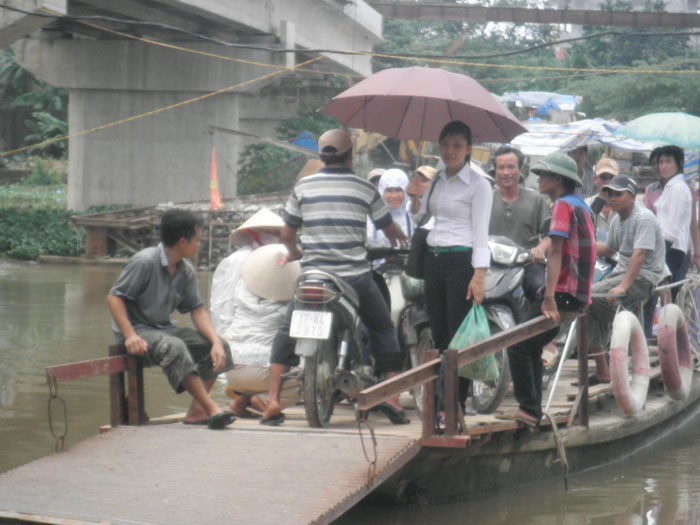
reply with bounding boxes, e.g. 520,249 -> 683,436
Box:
126,354 -> 146,425
108,345 -> 128,427
45,355 -> 126,384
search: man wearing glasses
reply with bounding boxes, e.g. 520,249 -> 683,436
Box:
585,175 -> 666,385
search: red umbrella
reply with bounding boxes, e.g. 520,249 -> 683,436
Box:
320,66 -> 526,144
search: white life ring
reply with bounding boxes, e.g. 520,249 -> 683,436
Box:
657,303 -> 693,401
610,311 -> 650,416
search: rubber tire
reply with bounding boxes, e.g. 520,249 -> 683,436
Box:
471,321 -> 511,414
301,335 -> 338,428
407,326 -> 433,419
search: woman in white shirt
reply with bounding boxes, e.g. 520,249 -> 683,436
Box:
653,145 -> 693,299
413,120 -> 493,411
367,168 -> 414,245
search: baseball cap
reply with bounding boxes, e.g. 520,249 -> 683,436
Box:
415,165 -> 437,180
595,158 -> 619,177
318,129 -> 353,155
602,175 -> 638,195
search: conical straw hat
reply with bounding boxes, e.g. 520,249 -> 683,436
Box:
231,208 -> 284,244
241,244 -> 301,301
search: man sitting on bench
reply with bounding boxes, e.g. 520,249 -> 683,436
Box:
107,209 -> 236,429
585,175 -> 666,385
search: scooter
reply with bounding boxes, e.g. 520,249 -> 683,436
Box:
396,236 -> 532,416
288,246 -> 406,428
470,235 -> 533,413
473,240 -> 616,412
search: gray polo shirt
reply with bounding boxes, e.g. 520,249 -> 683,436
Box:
606,203 -> 666,285
490,187 -> 551,249
109,244 -> 203,334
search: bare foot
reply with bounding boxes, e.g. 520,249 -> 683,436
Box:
385,396 -> 403,413
262,399 -> 281,422
250,395 -> 266,413
228,395 -> 252,417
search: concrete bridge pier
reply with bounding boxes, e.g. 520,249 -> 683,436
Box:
13,38 -> 294,211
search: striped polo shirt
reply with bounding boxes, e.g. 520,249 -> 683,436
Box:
284,166 -> 392,277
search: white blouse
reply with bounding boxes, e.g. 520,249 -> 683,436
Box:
414,163 -> 492,268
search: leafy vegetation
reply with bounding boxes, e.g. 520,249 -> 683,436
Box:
236,105 -> 338,195
374,0 -> 698,119
0,182 -> 83,260
0,47 -> 68,158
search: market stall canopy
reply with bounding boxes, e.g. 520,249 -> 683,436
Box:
497,91 -> 581,116
613,112 -> 700,151
511,118 -> 655,157
320,66 -> 527,144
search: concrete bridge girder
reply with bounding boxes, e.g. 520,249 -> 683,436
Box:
0,0 -> 66,49
6,0 -> 382,210
13,39 -> 294,210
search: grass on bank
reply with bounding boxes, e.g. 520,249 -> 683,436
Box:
0,158 -> 84,261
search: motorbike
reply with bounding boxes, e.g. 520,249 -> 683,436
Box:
396,236 -> 533,416
472,239 -> 616,413
287,246 -> 407,428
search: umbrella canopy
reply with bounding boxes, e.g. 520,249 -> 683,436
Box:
320,67 -> 527,144
613,112 -> 700,150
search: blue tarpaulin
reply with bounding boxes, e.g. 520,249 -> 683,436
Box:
291,131 -> 318,153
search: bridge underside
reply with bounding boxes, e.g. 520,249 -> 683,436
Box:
1,1 -> 381,210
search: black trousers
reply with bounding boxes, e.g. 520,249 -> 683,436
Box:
507,292 -> 584,420
423,250 -> 474,406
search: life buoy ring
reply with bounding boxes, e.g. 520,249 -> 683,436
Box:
657,303 -> 693,401
610,311 -> 650,416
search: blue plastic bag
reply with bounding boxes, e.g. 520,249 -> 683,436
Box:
448,305 -> 499,382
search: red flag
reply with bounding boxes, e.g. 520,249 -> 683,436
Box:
210,145 -> 222,211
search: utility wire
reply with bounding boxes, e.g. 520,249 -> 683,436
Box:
3,3 -> 700,61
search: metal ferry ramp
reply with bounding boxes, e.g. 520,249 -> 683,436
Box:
0,312 -> 589,524
0,407 -> 421,525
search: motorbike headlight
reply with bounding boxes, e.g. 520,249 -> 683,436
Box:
515,252 -> 531,265
489,242 -> 519,265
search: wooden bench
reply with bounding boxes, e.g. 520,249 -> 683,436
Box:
45,345 -> 147,427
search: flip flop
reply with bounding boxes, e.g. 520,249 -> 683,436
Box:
372,402 -> 410,425
259,414 -> 285,426
183,419 -> 208,426
230,408 -> 259,419
495,410 -> 540,429
207,411 -> 237,430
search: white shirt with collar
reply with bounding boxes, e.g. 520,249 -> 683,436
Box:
414,163 -> 492,268
655,173 -> 692,253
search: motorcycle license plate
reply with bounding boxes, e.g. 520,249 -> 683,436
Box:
289,310 -> 333,339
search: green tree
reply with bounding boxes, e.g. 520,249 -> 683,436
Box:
0,46 -> 68,158
569,0 -> 690,69
236,104 -> 338,195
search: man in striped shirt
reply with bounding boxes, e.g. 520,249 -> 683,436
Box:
261,129 -> 409,425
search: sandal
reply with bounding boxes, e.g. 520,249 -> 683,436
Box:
495,410 -> 540,429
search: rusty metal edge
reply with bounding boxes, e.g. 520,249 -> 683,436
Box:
310,440 -> 422,525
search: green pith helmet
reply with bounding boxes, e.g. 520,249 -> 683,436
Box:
531,151 -> 582,186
